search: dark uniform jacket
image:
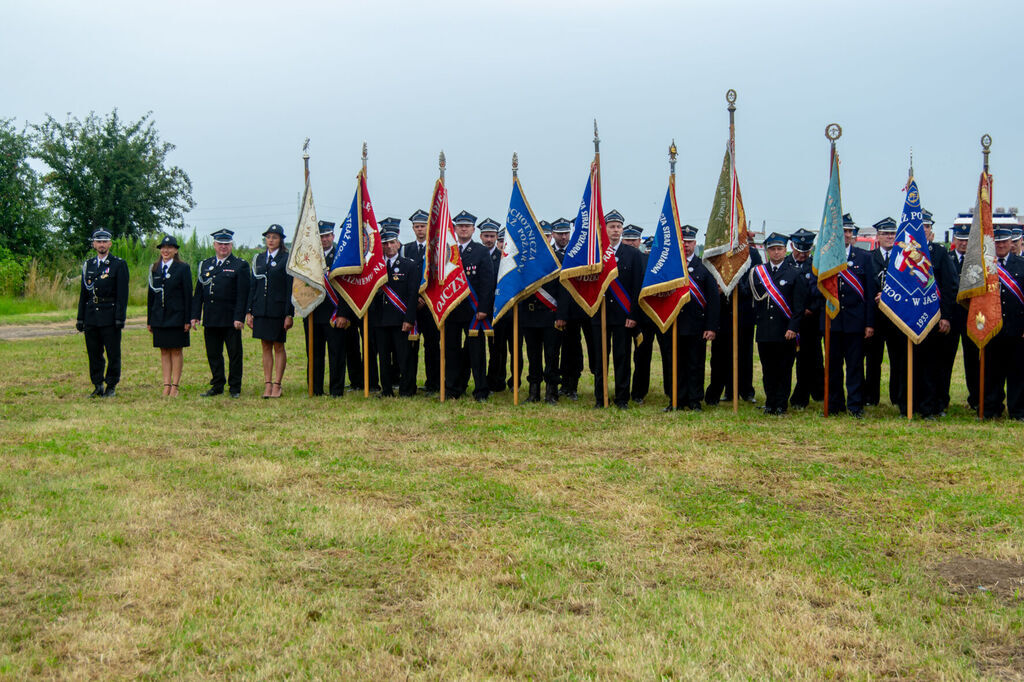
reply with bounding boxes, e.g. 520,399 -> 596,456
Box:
677,255 -> 720,336
192,254 -> 250,326
929,242 -> 958,323
598,243 -> 644,326
818,246 -> 876,333
312,245 -> 355,324
448,241 -> 494,325
247,249 -> 295,318
401,241 -> 428,264
751,261 -> 808,342
997,253 -> 1024,338
554,246 -> 591,322
78,255 -> 129,328
785,254 -> 820,316
369,255 -> 418,327
147,260 -> 193,328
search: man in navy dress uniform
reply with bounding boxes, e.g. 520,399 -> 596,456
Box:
305,220 -> 354,396
786,228 -> 823,409
480,218 -> 513,393
371,227 -> 419,397
191,229 -> 250,398
948,222 -> 979,410
403,209 -> 439,393
819,215 -> 876,417
622,224 -> 655,405
865,217 -> 900,407
749,233 -> 808,415
77,229 -> 130,397
553,218 -> 592,401
446,211 -> 494,401
983,227 -> 1024,420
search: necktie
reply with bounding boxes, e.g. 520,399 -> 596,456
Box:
419,244 -> 425,257
1000,258 -> 1005,267
163,264 -> 169,278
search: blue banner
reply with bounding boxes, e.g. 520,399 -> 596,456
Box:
637,175 -> 690,332
492,177 -> 561,324
877,178 -> 940,342
329,176 -> 366,276
812,148 -> 846,319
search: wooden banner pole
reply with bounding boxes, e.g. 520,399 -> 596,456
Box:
672,319 -> 678,410
513,306 -> 520,406
906,336 -> 913,420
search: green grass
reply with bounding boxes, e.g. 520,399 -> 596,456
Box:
0,325 -> 1022,678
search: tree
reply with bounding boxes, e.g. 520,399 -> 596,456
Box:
0,118 -> 51,257
33,110 -> 194,251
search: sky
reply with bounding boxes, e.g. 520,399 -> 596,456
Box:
4,0 -> 1023,246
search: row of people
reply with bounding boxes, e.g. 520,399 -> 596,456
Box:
75,210 -> 1024,420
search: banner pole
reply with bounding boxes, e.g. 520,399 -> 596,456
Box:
823,321 -> 831,417
363,315 -> 369,398
307,316 -> 314,397
440,321 -> 446,402
513,306 -> 520,405
978,347 -> 984,420
732,294 -> 739,413
672,319 -> 678,410
906,336 -> 913,420
601,299 -> 609,407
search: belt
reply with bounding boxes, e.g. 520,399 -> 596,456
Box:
91,296 -> 116,304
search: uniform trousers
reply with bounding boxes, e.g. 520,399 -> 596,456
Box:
559,320 -> 594,393
983,335 -> 1024,419
487,318 -> 514,391
591,323 -> 631,406
375,326 -> 415,397
303,321 -> 345,396
672,334 -> 707,409
827,331 -> 865,413
706,313 -> 755,402
630,323 -> 655,401
759,340 -> 797,413
520,327 -> 560,387
416,310 -> 440,391
85,325 -> 122,388
204,326 -> 243,394
791,322 -> 824,406
865,321 -> 902,406
346,322 -> 379,390
446,324 -> 488,399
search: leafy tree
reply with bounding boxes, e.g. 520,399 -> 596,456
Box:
33,110 -> 194,252
0,118 -> 51,257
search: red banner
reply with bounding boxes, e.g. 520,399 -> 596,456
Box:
330,171 -> 387,318
420,179 -> 469,326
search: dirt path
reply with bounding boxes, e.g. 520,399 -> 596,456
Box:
0,317 -> 148,341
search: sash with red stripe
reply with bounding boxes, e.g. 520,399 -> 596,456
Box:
534,287 -> 557,311
753,264 -> 793,319
684,278 -> 706,310
466,280 -> 493,337
382,285 -> 407,313
609,279 -> 632,315
838,269 -> 865,300
998,264 -> 1024,306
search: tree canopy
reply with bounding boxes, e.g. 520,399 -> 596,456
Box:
33,110 -> 194,252
0,118 -> 51,257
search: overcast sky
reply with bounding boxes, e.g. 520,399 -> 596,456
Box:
4,0 -> 1022,246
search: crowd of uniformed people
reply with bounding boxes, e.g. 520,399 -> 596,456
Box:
76,208 -> 1024,420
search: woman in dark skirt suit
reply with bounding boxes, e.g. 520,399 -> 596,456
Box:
246,224 -> 294,398
147,234 -> 193,397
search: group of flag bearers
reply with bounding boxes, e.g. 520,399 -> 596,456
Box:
76,98 -> 1024,422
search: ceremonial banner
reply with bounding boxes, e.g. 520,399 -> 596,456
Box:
702,141 -> 751,296
812,147 -> 847,319
329,171 -> 386,318
638,175 -> 690,332
287,177 -> 327,318
956,170 -> 1001,347
493,176 -> 561,324
878,178 -> 940,343
329,171 -> 368,276
420,179 -> 469,326
560,159 -> 618,315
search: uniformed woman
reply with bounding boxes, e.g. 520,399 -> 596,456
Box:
246,224 -> 294,398
147,235 -> 193,397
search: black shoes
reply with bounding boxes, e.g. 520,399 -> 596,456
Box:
201,388 -> 224,397
89,386 -> 104,398
102,386 -> 116,398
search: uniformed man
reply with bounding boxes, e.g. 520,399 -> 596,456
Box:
403,209 -> 439,394
786,228 -> 824,409
819,214 -> 875,418
591,210 -> 643,409
518,249 -> 562,404
480,218 -> 513,393
345,214 -> 387,393
305,220 -> 354,396
370,227 -> 418,397
191,229 -> 250,398
622,224 -> 655,404
865,217 -> 901,407
948,222 -> 978,411
982,227 -> 1024,420
447,211 -> 494,401
705,236 -> 760,406
76,229 -> 129,397
540,220 -> 553,246
664,226 -> 719,410
912,213 -> 958,419
1012,226 -> 1023,257
553,218 -> 592,401
749,233 -> 808,415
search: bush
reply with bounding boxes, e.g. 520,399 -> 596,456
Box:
0,245 -> 28,296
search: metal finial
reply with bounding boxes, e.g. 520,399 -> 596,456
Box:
362,141 -> 367,162
825,123 -> 842,142
981,133 -> 992,172
669,139 -> 677,175
593,119 -> 600,154
908,147 -> 913,181
512,152 -> 518,178
439,150 -> 446,180
726,89 -> 736,109
302,138 -> 310,158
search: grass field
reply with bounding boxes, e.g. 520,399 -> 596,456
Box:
1,321 -> 1022,679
